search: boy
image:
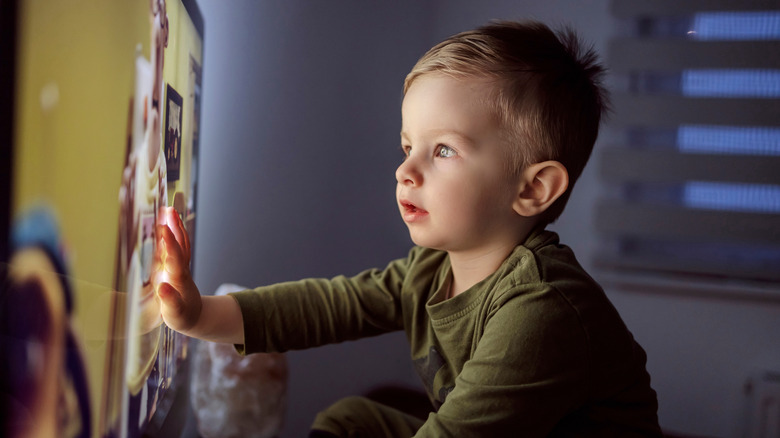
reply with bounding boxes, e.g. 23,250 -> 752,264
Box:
155,20 -> 662,437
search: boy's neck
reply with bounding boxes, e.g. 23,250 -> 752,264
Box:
446,240 -> 524,299
445,221 -> 543,299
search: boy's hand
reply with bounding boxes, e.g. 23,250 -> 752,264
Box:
154,206 -> 202,334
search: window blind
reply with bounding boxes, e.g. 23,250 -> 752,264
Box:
595,1 -> 780,287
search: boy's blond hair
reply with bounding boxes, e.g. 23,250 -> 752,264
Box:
404,20 -> 609,223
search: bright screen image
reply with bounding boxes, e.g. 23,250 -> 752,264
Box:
1,1 -> 203,437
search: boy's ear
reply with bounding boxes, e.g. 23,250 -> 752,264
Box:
513,161 -> 569,217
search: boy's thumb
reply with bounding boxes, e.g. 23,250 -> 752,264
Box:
158,282 -> 184,318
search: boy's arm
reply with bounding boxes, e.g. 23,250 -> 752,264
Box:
229,254 -> 413,354
184,294 -> 244,345
155,207 -> 244,345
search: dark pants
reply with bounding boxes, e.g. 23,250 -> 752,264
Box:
309,396 -> 426,437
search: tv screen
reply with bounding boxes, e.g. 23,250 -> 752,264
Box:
1,1 -> 204,436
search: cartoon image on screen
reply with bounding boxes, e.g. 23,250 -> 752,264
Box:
165,85 -> 183,183
104,0 -> 201,435
1,208 -> 91,438
2,0 -> 204,437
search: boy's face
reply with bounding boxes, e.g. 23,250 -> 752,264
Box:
397,73 -> 523,254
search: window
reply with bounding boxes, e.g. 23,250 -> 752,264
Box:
595,1 -> 780,291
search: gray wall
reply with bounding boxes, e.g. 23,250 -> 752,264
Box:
192,1 -> 780,437
192,2 -> 434,437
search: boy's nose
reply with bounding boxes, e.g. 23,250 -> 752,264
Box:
395,157 -> 422,186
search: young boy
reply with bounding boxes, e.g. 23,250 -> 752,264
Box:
155,20 -> 662,437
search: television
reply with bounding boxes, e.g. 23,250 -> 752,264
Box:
0,1 -> 204,436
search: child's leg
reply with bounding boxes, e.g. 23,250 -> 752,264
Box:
309,396 -> 426,437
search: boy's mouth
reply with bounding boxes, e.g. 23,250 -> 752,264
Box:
400,201 -> 428,222
401,201 -> 419,212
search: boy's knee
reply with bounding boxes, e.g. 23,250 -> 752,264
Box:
314,396 -> 373,422
311,396 -> 423,438
327,395 -> 373,412
311,396 -> 374,437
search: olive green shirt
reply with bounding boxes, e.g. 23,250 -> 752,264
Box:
231,230 -> 661,436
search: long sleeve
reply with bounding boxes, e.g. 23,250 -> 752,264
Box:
230,252 -> 413,354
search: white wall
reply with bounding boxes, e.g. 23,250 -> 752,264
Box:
192,1 -> 780,437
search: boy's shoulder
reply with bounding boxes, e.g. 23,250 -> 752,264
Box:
520,229 -> 597,288
489,230 -> 618,322
507,230 -> 632,342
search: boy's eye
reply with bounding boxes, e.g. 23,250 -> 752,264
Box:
400,145 -> 411,159
436,145 -> 456,158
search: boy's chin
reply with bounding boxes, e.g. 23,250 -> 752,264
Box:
407,233 -> 446,251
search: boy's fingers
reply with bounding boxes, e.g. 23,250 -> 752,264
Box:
158,224 -> 184,261
158,229 -> 189,280
165,208 -> 188,257
158,225 -> 195,281
152,266 -> 165,290
165,253 -> 188,277
167,207 -> 192,262
181,214 -> 191,260
168,208 -> 192,258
